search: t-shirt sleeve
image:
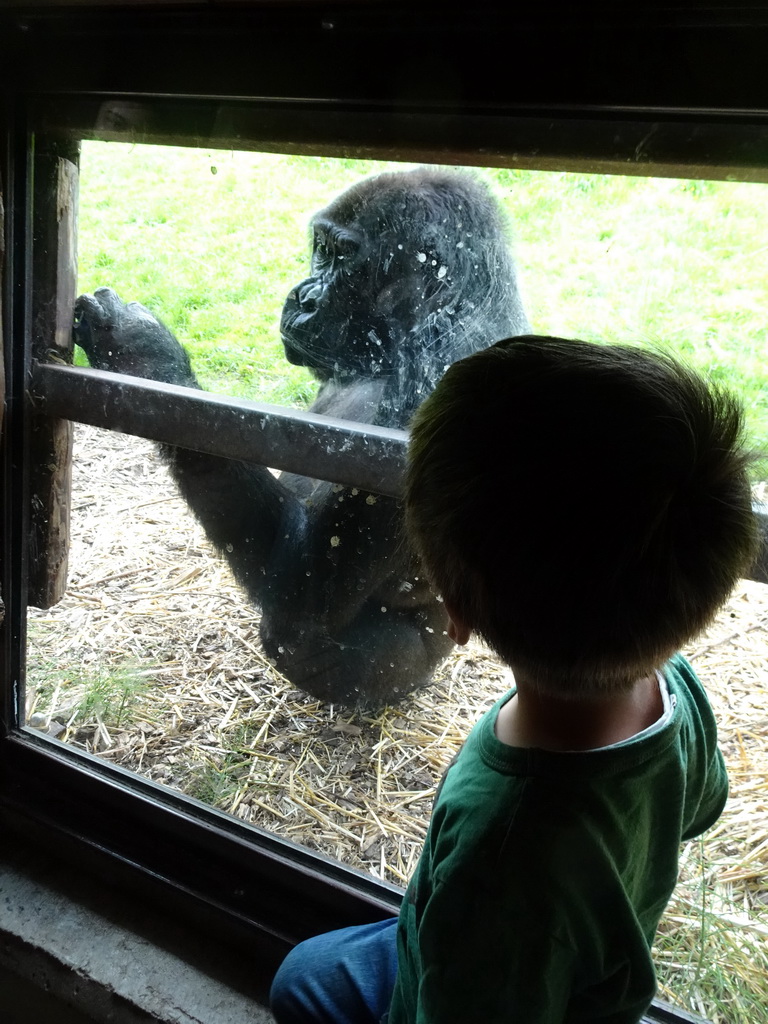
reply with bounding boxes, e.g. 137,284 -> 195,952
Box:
669,656 -> 730,841
681,742 -> 728,840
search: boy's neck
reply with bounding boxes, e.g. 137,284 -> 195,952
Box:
495,672 -> 664,752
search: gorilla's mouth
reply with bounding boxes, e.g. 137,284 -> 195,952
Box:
281,337 -> 307,366
287,311 -> 316,331
281,332 -> 336,372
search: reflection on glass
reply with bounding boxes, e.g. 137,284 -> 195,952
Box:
26,423 -> 511,885
25,144 -> 768,1018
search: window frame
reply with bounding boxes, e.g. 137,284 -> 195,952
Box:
3,3 -> 768,1016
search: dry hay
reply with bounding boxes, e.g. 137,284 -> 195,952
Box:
27,424 -> 768,1022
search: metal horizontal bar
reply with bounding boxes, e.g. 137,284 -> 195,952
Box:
30,362 -> 407,498
29,361 -> 768,583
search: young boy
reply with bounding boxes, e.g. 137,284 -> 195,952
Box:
270,336 -> 758,1024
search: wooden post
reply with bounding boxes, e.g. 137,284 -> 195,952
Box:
28,139 -> 79,609
0,186 -> 5,626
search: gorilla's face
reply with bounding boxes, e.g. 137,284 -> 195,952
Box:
280,217 -> 382,381
282,233 -> 396,383
279,168 -> 529,431
279,178 -> 445,385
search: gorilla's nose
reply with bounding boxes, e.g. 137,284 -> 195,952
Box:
298,280 -> 323,309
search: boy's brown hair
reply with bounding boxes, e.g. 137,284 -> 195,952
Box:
405,336 -> 758,698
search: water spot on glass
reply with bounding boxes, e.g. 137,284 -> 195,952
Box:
416,252 -> 427,263
226,543 -> 233,552
330,536 -> 341,547
333,484 -> 343,492
366,495 -> 377,505
456,240 -> 464,249
425,626 -> 434,633
351,487 -> 359,496
381,606 -> 387,613
437,266 -> 447,279
397,243 -> 403,250
306,571 -> 312,576
277,646 -> 285,654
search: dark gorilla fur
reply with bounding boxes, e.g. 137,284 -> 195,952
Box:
73,168 -> 528,704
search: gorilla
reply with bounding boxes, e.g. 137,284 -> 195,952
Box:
74,167 -> 529,704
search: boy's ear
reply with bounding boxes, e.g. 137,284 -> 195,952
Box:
443,600 -> 472,646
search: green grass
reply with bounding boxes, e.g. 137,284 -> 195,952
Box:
78,142 -> 768,467
28,655 -> 149,731
653,839 -> 768,1024
501,169 -> 768,456
184,723 -> 266,808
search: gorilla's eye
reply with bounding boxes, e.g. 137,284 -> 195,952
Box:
313,236 -> 333,271
313,228 -> 360,275
334,233 -> 360,260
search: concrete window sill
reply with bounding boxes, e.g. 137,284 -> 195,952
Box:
0,836 -> 275,1024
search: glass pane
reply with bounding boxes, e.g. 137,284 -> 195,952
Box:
26,141 -> 768,1020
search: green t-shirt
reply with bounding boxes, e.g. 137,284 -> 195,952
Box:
389,654 -> 728,1024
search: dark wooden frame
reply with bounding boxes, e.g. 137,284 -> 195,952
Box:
3,4 -> 768,1020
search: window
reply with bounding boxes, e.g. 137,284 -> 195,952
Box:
2,6 -> 768,1021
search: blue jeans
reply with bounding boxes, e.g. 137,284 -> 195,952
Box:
270,917 -> 399,1024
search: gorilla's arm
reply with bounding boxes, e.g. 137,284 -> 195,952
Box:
75,289 -> 199,387
73,289 -> 399,604
255,480 -> 452,702
73,288 -> 452,703
172,447 -> 451,702
74,288 -> 289,576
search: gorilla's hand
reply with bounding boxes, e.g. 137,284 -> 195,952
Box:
74,287 -> 198,387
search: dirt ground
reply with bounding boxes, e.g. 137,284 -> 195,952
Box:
25,423 -> 768,1021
